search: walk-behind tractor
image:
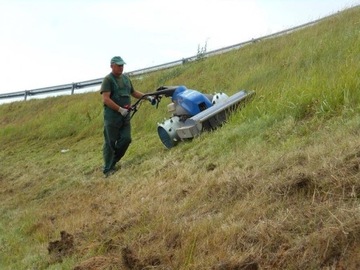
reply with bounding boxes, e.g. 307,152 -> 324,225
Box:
128,85 -> 255,149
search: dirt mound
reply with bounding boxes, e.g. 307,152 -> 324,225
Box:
48,230 -> 74,263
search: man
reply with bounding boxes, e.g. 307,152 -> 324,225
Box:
100,56 -> 152,177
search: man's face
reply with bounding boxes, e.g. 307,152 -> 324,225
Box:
111,63 -> 124,76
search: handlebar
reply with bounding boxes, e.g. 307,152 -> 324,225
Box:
127,86 -> 180,119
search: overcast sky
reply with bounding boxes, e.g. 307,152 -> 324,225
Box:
0,0 -> 359,96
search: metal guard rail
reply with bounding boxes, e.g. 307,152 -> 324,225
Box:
0,10 -> 347,102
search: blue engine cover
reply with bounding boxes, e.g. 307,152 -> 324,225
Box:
172,86 -> 212,116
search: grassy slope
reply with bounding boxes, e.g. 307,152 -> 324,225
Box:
1,6 -> 360,270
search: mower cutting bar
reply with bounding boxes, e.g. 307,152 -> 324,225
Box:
176,90 -> 255,139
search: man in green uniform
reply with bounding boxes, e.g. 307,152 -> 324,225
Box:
100,56 -> 152,177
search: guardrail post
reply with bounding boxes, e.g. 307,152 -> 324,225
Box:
71,83 -> 76,95
24,90 -> 29,101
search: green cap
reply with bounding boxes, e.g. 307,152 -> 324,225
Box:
110,56 -> 126,65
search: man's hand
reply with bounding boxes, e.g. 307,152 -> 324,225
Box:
118,106 -> 129,117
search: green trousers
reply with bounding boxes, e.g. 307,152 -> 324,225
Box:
102,118 -> 131,174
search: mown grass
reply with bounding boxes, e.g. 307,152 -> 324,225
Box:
1,6 -> 360,270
